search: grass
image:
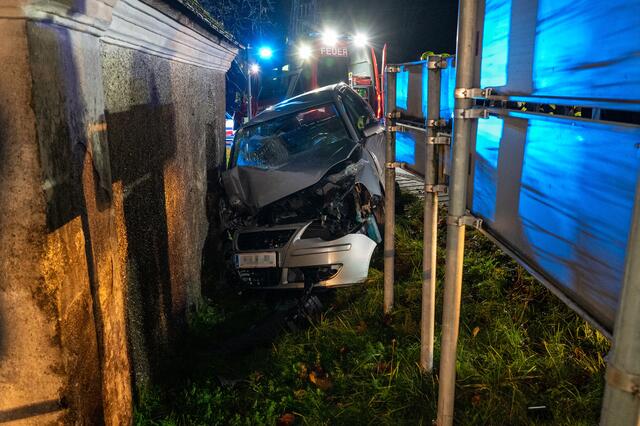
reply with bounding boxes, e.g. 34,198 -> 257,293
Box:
135,195 -> 610,425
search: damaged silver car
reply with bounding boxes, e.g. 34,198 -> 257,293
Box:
222,83 -> 386,289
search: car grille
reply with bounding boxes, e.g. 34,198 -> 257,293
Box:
238,268 -> 282,287
236,229 -> 296,250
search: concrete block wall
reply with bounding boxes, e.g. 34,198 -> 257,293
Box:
0,0 -> 237,423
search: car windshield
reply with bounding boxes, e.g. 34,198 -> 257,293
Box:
231,103 -> 351,170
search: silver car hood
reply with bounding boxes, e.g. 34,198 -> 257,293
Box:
222,141 -> 360,212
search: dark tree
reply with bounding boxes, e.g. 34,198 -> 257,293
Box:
200,0 -> 276,41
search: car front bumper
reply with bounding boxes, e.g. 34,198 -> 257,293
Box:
233,222 -> 378,289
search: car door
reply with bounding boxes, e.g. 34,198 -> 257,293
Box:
340,88 -> 386,183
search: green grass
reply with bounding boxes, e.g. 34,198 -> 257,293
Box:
136,196 -> 609,425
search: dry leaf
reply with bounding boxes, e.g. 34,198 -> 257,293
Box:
471,394 -> 481,406
375,361 -> 392,374
277,413 -> 296,426
355,320 -> 368,334
309,370 -> 333,391
472,326 -> 480,338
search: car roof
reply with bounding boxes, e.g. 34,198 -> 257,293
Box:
245,83 -> 346,126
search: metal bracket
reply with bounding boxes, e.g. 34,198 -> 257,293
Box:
447,214 -> 483,229
386,65 -> 401,73
606,364 -> 640,399
386,111 -> 401,119
454,87 -> 493,99
385,162 -> 406,169
424,184 -> 447,193
427,57 -> 448,70
387,126 -> 400,132
427,119 -> 447,128
427,136 -> 451,145
454,108 -> 490,120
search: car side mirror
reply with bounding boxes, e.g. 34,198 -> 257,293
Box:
362,122 -> 384,138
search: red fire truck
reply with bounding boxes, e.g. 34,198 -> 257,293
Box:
286,31 -> 384,116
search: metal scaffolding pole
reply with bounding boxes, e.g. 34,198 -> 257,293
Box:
601,174 -> 640,426
420,58 -> 443,372
384,107 -> 397,314
246,46 -> 253,119
436,0 -> 478,424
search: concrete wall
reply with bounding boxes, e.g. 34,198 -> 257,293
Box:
101,43 -> 226,385
0,0 -> 237,423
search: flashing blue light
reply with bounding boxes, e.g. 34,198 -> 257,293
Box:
258,46 -> 273,60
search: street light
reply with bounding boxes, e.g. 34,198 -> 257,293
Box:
250,63 -> 260,74
258,46 -> 273,60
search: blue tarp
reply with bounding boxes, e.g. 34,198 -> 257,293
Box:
480,0 -> 640,109
470,112 -> 640,329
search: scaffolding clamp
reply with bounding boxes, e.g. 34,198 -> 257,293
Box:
427,119 -> 448,128
454,87 -> 492,99
447,214 -> 483,229
427,57 -> 448,70
386,65 -> 402,73
387,111 -> 402,119
606,363 -> 640,399
385,162 -> 406,169
454,108 -> 490,120
387,126 -> 400,132
427,135 -> 451,145
424,184 -> 448,194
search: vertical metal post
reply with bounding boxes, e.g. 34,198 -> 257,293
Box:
420,58 -> 442,372
247,72 -> 253,119
246,45 -> 253,119
384,109 -> 397,314
436,0 -> 478,424
601,175 -> 640,426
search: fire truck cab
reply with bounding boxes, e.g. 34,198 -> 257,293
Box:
282,33 -> 381,115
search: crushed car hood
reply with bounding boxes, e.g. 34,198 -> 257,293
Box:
222,141 -> 359,212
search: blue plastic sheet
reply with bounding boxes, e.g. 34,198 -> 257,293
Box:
470,112 -> 640,330
421,58 -> 457,122
395,67 -> 409,111
472,116 -> 504,223
421,63 -> 430,118
440,58 -> 456,121
396,131 -> 417,166
479,0 -> 640,109
480,0 -> 511,88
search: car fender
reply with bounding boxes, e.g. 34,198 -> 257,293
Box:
357,149 -> 383,197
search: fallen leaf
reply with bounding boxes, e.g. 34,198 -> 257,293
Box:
355,320 -> 368,334
277,413 -> 296,426
309,370 -> 333,391
472,326 -> 480,338
471,394 -> 481,406
375,361 -> 392,374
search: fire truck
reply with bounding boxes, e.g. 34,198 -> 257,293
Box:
285,31 -> 384,115
254,31 -> 385,117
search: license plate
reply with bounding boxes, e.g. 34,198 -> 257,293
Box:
235,252 -> 277,269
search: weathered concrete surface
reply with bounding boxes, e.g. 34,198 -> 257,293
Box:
0,0 -> 234,422
102,43 -> 226,384
0,19 -> 67,425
